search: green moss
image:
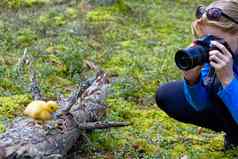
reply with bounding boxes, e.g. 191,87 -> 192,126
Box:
0,0 -> 48,9
16,28 -> 38,47
65,8 -> 78,19
0,77 -> 23,95
86,8 -> 114,22
0,94 -> 31,133
23,0 -> 49,7
39,11 -> 67,28
0,124 -> 6,133
0,95 -> 31,118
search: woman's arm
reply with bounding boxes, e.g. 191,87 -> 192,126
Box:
209,41 -> 238,124
217,77 -> 238,124
183,64 -> 213,111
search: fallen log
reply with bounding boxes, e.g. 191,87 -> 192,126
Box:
0,57 -> 129,158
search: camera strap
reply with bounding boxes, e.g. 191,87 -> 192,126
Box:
203,67 -> 216,87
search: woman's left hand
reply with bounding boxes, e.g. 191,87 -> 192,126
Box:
209,41 -> 234,87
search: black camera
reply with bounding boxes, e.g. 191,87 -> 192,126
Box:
175,35 -> 232,70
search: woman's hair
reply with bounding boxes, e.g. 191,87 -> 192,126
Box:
192,0 -> 238,37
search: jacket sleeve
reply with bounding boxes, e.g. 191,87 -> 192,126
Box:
217,77 -> 238,124
183,64 -> 213,111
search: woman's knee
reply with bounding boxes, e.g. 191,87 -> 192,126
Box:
155,80 -> 184,110
155,84 -> 167,107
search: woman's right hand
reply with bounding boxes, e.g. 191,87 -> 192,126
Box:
182,65 -> 203,85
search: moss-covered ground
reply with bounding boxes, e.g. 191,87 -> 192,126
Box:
0,0 -> 238,158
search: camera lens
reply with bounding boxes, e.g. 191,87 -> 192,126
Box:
175,45 -> 208,70
175,50 -> 193,70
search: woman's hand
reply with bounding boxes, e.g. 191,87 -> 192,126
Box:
182,42 -> 203,85
183,66 -> 203,85
209,41 -> 234,87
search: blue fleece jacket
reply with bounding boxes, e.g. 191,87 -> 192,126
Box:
184,62 -> 238,124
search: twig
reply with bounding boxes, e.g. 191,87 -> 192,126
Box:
57,61 -> 107,115
29,60 -> 43,101
16,48 -> 43,100
56,77 -> 95,115
17,48 -> 29,78
77,121 -> 130,130
57,88 -> 82,115
16,48 -> 30,90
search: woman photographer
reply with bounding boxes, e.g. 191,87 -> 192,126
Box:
155,0 -> 238,149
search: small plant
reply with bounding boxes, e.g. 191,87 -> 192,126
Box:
0,0 -> 48,9
16,28 -> 37,47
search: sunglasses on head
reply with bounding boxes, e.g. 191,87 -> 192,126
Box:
196,6 -> 238,25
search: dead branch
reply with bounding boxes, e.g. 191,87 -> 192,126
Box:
77,121 -> 130,130
29,61 -> 43,101
0,70 -> 119,159
0,53 -> 128,159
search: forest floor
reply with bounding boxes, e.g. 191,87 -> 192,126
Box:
0,0 -> 238,158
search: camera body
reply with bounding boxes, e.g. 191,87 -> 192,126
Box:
175,35 -> 232,70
